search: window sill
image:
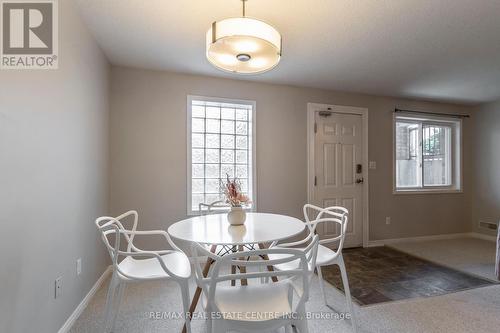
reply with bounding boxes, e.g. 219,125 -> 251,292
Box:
393,188 -> 463,195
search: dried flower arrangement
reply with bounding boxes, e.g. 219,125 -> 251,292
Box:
220,174 -> 251,207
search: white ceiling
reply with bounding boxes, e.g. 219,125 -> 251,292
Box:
75,0 -> 500,104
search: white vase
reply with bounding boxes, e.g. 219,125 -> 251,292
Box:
227,206 -> 246,225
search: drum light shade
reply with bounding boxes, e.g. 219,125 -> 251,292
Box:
206,17 -> 282,74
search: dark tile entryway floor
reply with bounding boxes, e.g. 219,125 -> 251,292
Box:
321,246 -> 495,306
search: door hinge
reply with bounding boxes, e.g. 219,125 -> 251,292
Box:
314,176 -> 317,186
314,123 -> 317,134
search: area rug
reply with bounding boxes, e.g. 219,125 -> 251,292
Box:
320,246 -> 495,306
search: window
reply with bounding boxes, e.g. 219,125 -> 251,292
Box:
394,113 -> 461,192
187,96 -> 255,214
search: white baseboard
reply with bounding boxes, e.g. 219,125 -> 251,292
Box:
58,266 -> 112,333
468,232 -> 497,242
366,232 -> 474,247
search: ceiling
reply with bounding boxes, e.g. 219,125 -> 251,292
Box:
75,0 -> 500,105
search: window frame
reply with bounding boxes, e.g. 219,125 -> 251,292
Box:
393,112 -> 463,194
186,95 -> 257,215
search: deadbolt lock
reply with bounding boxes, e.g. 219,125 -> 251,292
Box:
356,164 -> 362,174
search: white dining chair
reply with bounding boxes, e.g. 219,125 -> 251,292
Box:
198,200 -> 228,215
191,241 -> 319,333
265,234 -> 320,284
199,200 -> 246,278
271,204 -> 357,332
95,210 -> 192,333
198,200 -> 230,253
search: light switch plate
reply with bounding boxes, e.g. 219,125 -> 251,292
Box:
369,161 -> 377,169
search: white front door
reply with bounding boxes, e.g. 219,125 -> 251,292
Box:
310,106 -> 365,248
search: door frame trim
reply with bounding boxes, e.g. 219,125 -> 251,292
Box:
307,103 -> 369,247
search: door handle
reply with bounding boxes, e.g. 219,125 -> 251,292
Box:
355,178 -> 364,184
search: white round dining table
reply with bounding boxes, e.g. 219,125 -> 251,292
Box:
168,212 -> 305,246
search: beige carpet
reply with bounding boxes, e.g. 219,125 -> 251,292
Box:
389,237 -> 498,281
70,272 -> 500,333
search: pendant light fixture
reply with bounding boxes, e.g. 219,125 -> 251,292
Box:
206,0 -> 282,74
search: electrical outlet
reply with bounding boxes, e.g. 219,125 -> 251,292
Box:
369,161 -> 377,169
55,277 -> 62,299
76,258 -> 82,276
385,217 -> 391,225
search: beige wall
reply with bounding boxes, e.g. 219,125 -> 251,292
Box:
0,2 -> 109,333
110,66 -> 473,246
472,100 -> 500,236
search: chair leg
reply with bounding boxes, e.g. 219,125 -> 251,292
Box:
179,281 -> 192,333
103,274 -> 118,333
204,304 -> 212,333
316,266 -> 328,307
293,304 -> 309,333
110,282 -> 125,332
338,255 -> 357,333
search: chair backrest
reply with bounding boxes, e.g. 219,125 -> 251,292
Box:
198,200 -> 229,216
95,210 -> 138,262
303,204 -> 349,255
95,211 -> 167,277
95,211 -> 182,281
191,243 -> 314,315
302,234 -> 320,271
